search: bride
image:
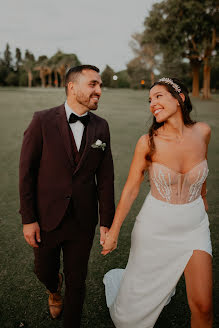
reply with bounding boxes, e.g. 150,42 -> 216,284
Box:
102,78 -> 213,328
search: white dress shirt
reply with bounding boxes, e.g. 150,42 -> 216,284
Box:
64,101 -> 88,151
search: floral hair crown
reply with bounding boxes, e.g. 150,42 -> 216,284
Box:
158,77 -> 181,93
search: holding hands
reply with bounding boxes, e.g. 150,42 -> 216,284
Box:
101,229 -> 118,255
100,133 -> 148,256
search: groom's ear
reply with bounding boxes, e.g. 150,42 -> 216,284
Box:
67,81 -> 76,96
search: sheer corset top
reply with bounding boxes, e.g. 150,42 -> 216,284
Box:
148,159 -> 208,204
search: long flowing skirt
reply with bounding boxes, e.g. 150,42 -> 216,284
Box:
103,192 -> 212,328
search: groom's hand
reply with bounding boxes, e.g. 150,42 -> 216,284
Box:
23,222 -> 41,247
100,226 -> 109,247
101,231 -> 118,256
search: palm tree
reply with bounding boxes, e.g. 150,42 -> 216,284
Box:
35,51 -> 81,88
48,51 -> 64,87
48,51 -> 81,87
23,50 -> 35,87
34,56 -> 51,87
56,53 -> 81,87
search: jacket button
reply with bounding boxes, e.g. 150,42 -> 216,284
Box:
65,196 -> 71,199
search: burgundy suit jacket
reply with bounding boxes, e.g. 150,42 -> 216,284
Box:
19,104 -> 115,231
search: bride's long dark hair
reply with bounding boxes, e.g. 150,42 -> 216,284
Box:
146,78 -> 196,162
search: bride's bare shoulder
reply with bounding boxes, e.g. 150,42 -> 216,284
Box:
193,122 -> 211,141
136,134 -> 149,150
134,135 -> 150,158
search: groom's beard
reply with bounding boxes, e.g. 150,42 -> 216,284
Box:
76,91 -> 100,110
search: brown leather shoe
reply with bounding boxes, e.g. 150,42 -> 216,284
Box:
48,273 -> 63,319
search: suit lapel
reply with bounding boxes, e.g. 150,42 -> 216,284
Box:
73,113 -> 96,175
56,104 -> 75,168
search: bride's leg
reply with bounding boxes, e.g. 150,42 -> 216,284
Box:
184,250 -> 213,328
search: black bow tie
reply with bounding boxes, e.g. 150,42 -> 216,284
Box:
69,113 -> 90,126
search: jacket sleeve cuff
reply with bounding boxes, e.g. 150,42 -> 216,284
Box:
21,217 -> 37,225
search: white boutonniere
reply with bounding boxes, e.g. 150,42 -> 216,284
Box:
91,139 -> 106,151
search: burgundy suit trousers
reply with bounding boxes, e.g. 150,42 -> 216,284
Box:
34,201 -> 95,328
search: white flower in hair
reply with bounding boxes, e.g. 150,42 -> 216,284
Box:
158,78 -> 181,93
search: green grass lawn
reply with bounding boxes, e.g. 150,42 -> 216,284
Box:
0,88 -> 218,328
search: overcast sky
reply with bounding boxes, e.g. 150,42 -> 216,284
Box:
0,0 -> 160,72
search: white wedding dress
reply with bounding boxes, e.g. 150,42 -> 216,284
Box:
103,159 -> 212,328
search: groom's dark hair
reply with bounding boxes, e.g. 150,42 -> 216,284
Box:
65,65 -> 100,95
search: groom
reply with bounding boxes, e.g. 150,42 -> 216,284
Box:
19,65 -> 115,327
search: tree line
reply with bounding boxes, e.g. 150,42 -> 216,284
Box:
127,0 -> 218,99
0,0 -> 218,99
102,0 -> 218,99
0,45 -> 81,88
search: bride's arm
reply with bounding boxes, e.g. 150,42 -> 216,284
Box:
101,135 -> 149,255
199,122 -> 211,211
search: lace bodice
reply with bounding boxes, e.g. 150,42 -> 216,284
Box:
149,160 -> 208,204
